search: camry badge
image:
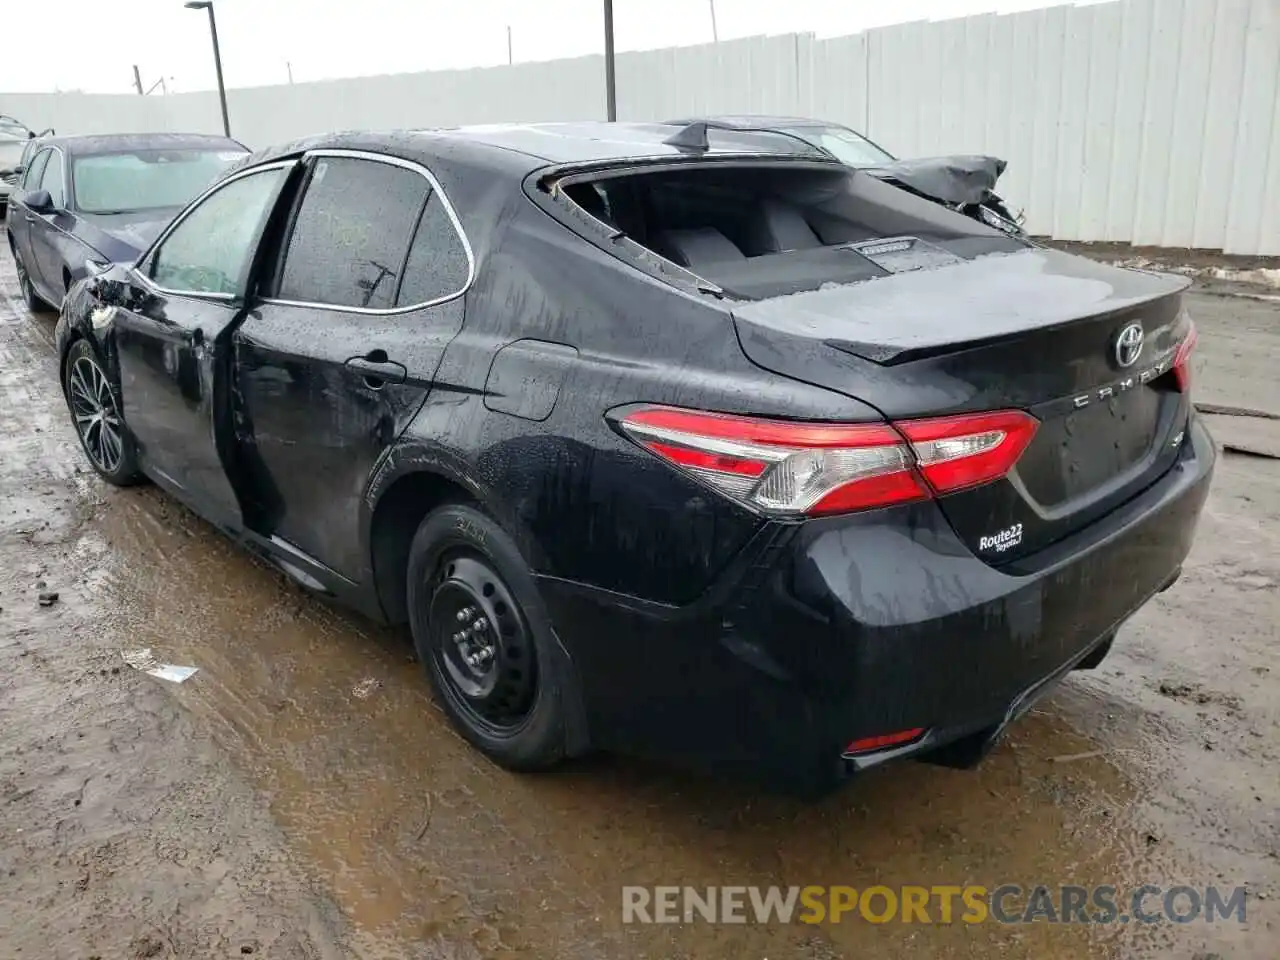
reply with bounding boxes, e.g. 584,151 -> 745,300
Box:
1114,322 -> 1144,368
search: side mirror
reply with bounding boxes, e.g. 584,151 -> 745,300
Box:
24,189 -> 53,213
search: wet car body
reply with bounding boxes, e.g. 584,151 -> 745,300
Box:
7,133 -> 247,310
55,124 -> 1213,793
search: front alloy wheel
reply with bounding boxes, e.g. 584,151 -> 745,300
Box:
64,340 -> 140,485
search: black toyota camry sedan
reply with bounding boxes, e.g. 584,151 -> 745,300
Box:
55,123 -> 1212,793
8,132 -> 246,311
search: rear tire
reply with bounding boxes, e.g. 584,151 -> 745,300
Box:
14,249 -> 49,314
407,503 -> 570,771
63,339 -> 141,486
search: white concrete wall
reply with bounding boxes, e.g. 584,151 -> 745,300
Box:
4,0 -> 1278,254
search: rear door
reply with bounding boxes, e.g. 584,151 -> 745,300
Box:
232,150 -> 472,581
112,161 -> 295,526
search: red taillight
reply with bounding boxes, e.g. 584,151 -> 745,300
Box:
617,406 -> 1038,517
845,728 -> 926,755
898,410 -> 1040,495
1172,320 -> 1197,393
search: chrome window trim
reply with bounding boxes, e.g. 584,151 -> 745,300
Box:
258,147 -> 476,316
20,146 -> 51,190
133,159 -> 299,302
41,144 -> 68,208
24,144 -> 67,201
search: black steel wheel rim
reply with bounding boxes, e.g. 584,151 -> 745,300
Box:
68,355 -> 123,474
428,553 -> 538,733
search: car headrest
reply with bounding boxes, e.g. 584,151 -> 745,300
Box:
753,200 -> 823,253
653,227 -> 746,268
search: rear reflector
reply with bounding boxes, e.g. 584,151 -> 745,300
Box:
617,406 -> 1038,517
845,728 -> 926,755
1172,319 -> 1198,393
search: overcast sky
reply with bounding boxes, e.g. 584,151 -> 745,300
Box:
1,0 -> 1107,95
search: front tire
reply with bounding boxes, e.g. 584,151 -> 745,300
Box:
407,504 -> 571,771
63,339 -> 141,486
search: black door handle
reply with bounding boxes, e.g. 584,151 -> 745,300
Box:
344,350 -> 407,387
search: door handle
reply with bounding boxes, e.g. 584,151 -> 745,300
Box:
24,214 -> 35,222
344,350 -> 407,387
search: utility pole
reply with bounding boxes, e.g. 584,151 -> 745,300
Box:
709,0 -> 719,42
287,61 -> 294,84
603,0 -> 616,121
507,25 -> 513,65
133,65 -> 143,95
185,2 -> 231,138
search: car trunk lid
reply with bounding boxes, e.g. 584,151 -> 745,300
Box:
732,248 -> 1194,563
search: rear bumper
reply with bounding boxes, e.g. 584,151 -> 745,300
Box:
540,415 -> 1215,792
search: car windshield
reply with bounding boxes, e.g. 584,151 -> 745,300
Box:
780,125 -> 895,167
72,148 -> 246,214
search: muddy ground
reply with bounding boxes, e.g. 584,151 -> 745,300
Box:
1,246 -> 1276,960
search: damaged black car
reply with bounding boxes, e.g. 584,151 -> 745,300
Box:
55,122 -> 1212,793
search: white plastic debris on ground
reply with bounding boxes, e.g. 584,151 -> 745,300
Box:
121,648 -> 200,683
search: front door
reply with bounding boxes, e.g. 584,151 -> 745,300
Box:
28,146 -> 68,299
232,151 -> 472,581
111,161 -> 295,526
7,147 -> 49,281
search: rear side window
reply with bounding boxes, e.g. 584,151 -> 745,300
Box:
395,194 -> 470,306
150,166 -> 286,295
277,157 -> 429,310
22,149 -> 50,190
38,150 -> 64,208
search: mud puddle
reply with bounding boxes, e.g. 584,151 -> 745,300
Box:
86,456 -> 1251,959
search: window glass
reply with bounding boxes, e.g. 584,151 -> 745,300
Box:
20,137 -> 41,167
150,166 -> 285,295
277,157 -> 428,310
782,126 -> 895,167
73,149 -> 246,215
395,193 -> 470,306
22,149 -> 50,190
39,150 -> 65,208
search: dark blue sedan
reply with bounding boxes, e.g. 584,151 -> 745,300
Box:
6,132 -> 247,311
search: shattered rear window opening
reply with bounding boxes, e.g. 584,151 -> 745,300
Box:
549,160 -> 1027,300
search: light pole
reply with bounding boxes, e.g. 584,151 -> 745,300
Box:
603,0 -> 616,121
185,1 -> 231,138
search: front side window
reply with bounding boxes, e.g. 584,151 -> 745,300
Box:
38,150 -> 65,208
73,148 -> 246,215
150,166 -> 285,296
277,157 -> 429,310
395,193 -> 470,306
22,149 -> 50,191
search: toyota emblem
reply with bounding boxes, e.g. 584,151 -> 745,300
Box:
1114,322 -> 1144,368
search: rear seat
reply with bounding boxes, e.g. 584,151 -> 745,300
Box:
652,228 -> 746,268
